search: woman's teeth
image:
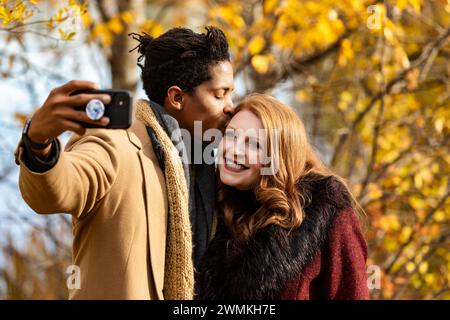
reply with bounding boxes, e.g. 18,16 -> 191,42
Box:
225,158 -> 246,171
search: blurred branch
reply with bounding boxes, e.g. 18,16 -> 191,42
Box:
234,12 -> 281,75
370,144 -> 414,182
359,23 -> 387,197
250,0 -> 385,93
432,286 -> 450,299
252,27 -> 357,93
0,51 -> 69,82
96,0 -> 112,23
0,19 -> 55,32
384,185 -> 450,275
391,230 -> 450,299
404,7 -> 446,34
2,29 -> 61,41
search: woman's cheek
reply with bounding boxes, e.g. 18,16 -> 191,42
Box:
248,163 -> 262,186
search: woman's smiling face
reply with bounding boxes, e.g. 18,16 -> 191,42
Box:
218,109 -> 265,191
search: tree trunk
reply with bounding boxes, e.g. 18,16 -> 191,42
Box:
109,0 -> 146,93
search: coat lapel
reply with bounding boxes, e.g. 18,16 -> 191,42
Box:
127,120 -> 168,299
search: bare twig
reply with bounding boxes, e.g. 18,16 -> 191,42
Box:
359,19 -> 387,196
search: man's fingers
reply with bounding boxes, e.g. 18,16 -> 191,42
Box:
62,93 -> 112,107
63,109 -> 110,127
60,119 -> 87,136
55,80 -> 99,95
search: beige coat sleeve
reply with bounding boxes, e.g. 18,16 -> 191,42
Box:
17,129 -> 121,219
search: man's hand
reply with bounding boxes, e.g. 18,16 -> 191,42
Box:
27,80 -> 112,159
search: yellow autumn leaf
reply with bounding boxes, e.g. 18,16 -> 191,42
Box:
434,117 -> 445,133
383,236 -> 398,251
367,183 -> 383,200
424,274 -> 435,286
433,210 -> 445,222
395,46 -> 411,68
58,28 -> 75,40
429,224 -> 441,237
418,261 -> 428,274
14,112 -> 28,126
58,28 -> 65,39
295,90 -> 310,103
81,12 -> 92,27
46,19 -> 53,28
410,197 -> 426,210
121,11 -> 134,24
338,100 -> 348,112
379,214 -> 400,231
414,172 -> 423,189
400,226 -> 412,242
406,262 -> 415,273
397,0 -> 408,10
251,54 -> 272,74
53,8 -> 68,24
383,27 -> 396,45
409,0 -> 422,13
139,20 -> 163,37
92,24 -> 113,46
248,35 -> 266,55
108,16 -> 123,34
340,90 -> 353,103
406,68 -> 420,90
214,4 -> 245,29
263,0 -> 279,14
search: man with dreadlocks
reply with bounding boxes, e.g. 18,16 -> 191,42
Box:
14,26 -> 234,300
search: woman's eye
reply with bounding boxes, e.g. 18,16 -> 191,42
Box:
215,95 -> 223,100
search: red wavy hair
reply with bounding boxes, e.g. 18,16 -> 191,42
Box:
217,94 -> 360,242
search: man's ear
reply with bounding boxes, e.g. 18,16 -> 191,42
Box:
166,86 -> 184,111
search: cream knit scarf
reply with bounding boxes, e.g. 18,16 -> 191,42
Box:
135,99 -> 194,300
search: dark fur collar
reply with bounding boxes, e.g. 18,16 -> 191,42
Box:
196,175 -> 352,300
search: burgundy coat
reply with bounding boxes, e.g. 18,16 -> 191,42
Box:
277,208 -> 369,299
197,175 -> 370,300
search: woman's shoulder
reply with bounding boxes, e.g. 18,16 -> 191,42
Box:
297,174 -> 353,211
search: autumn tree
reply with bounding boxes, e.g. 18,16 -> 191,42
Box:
1,0 -> 449,299
0,0 -> 176,299
207,0 -> 450,299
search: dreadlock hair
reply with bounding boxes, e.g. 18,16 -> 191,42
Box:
129,26 -> 230,105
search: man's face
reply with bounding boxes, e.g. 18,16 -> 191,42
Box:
177,60 -> 234,138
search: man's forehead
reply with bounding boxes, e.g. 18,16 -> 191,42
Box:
208,61 -> 234,88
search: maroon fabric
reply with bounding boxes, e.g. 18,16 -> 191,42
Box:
277,208 -> 369,300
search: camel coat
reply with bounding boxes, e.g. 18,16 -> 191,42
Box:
16,119 -> 169,299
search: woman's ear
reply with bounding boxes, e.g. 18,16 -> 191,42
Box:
166,86 -> 184,111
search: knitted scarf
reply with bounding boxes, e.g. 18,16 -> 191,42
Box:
135,99 -> 194,300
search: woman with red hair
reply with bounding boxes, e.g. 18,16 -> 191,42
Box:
197,94 -> 369,300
